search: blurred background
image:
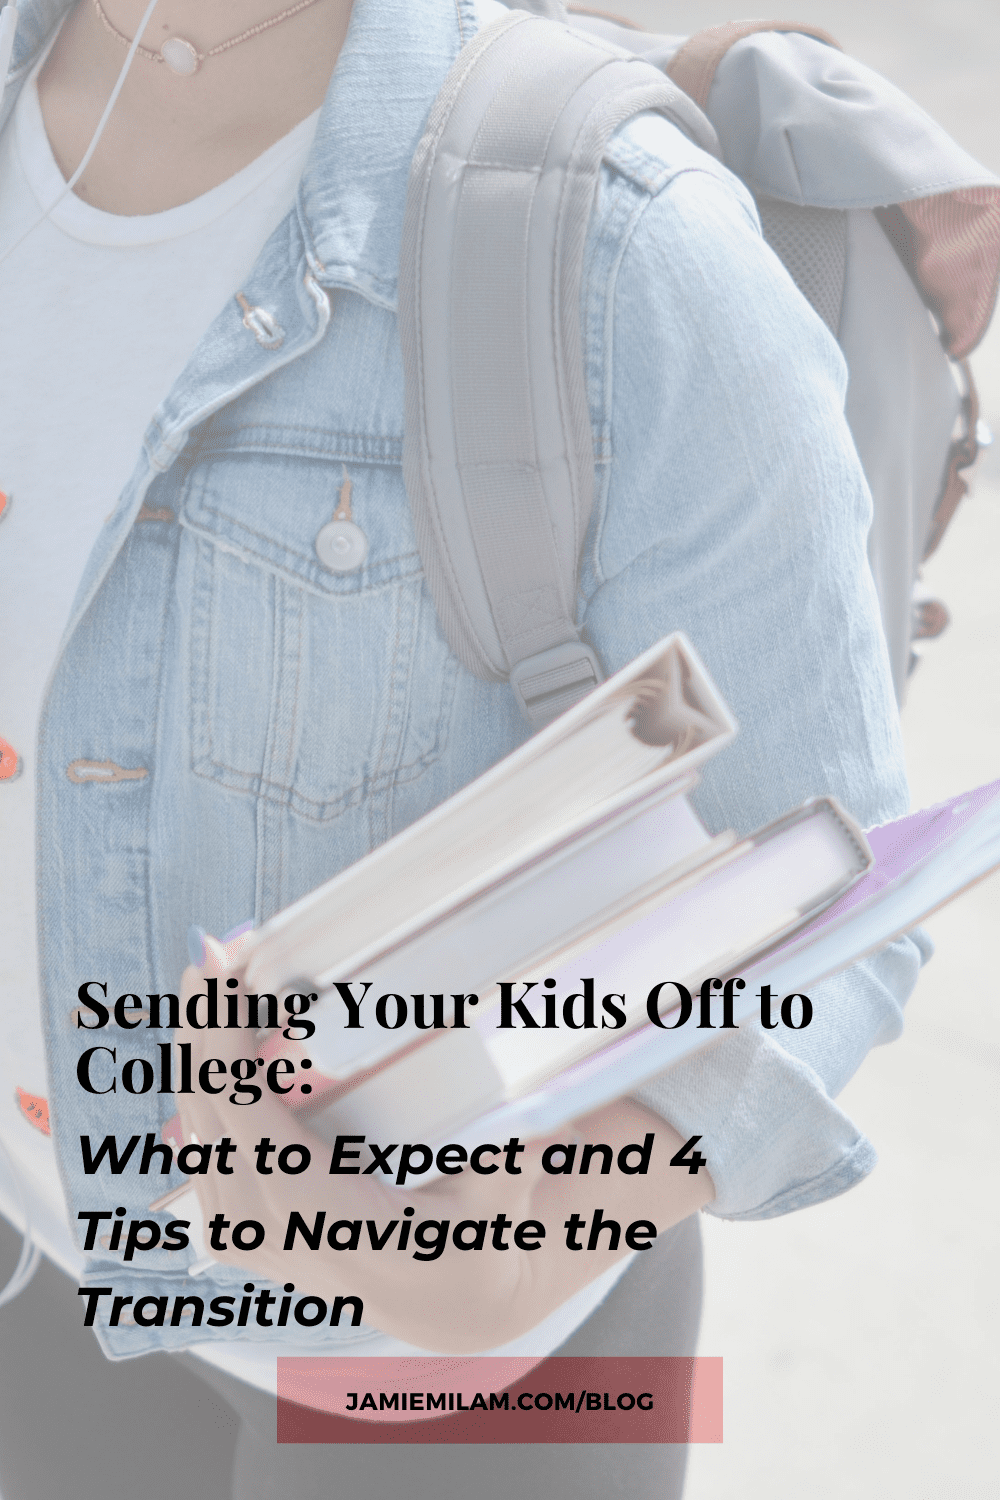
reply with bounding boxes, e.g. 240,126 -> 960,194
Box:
603,2 -> 1000,1495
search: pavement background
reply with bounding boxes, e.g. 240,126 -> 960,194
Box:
607,3 -> 1000,1495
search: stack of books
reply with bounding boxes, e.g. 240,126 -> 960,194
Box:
225,634 -> 1000,1148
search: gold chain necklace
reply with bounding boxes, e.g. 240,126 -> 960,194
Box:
91,0 -> 325,77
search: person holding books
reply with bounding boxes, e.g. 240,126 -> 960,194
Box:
0,0 -> 928,1496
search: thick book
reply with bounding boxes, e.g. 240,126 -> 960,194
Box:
242,635 -> 740,1031
225,634 -> 874,1143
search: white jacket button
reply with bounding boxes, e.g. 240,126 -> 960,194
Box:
315,518 -> 368,572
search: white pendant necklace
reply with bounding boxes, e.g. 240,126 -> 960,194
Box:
92,0 -> 324,77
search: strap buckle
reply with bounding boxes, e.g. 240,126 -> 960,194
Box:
509,641 -> 603,729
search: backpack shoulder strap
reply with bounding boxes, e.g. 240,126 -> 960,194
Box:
399,8 -> 717,728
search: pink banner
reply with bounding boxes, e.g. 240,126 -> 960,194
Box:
277,1355 -> 722,1443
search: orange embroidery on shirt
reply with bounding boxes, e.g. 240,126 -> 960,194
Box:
0,736 -> 21,781
0,490 -> 9,521
15,1088 -> 51,1137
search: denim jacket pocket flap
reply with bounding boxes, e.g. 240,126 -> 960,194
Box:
177,443 -> 421,596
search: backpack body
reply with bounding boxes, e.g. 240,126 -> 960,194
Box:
400,3 -> 1000,719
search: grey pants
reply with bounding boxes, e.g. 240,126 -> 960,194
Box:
0,1212 -> 702,1500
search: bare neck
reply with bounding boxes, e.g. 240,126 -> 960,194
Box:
37,0 -> 353,214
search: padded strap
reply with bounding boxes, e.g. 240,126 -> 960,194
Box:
665,19 -> 841,110
400,9 -> 717,726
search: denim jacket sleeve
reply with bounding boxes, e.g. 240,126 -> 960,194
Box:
576,114 -> 928,1219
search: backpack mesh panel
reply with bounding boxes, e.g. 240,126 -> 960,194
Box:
756,197 -> 848,337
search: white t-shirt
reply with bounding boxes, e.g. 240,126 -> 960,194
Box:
0,48 -> 630,1390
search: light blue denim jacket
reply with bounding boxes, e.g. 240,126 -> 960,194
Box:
5,0 -> 925,1357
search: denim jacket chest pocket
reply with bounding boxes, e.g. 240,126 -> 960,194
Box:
174,431 -> 458,823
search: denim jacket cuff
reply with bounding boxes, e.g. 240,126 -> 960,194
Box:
631,1026 -> 877,1220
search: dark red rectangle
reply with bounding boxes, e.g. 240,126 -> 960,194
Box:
277,1355 -> 722,1443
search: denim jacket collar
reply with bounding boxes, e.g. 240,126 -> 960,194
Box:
3,0 -> 480,309
298,0 -> 478,309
